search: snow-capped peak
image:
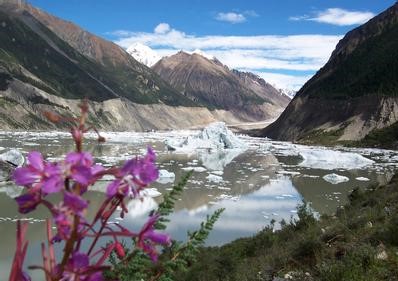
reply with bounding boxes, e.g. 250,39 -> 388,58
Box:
190,49 -> 215,61
126,43 -> 161,67
278,88 -> 296,99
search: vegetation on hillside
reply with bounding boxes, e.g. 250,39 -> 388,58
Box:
304,23 -> 398,100
354,122 -> 398,149
177,175 -> 398,281
0,11 -> 197,106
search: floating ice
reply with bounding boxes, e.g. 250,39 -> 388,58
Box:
141,188 -> 162,197
157,169 -> 175,184
277,170 -> 301,176
323,173 -> 350,184
199,148 -> 243,171
299,148 -> 374,170
165,122 -> 247,151
355,177 -> 370,181
127,197 -> 158,218
182,166 -> 207,172
0,185 -> 24,198
206,174 -> 224,183
0,149 -> 24,166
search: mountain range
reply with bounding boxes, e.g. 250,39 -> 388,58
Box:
0,0 -> 288,130
152,51 -> 289,121
261,2 -> 398,148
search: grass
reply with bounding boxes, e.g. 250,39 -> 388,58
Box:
0,11 -> 197,107
351,122 -> 398,149
302,21 -> 398,100
177,175 -> 398,281
298,128 -> 345,146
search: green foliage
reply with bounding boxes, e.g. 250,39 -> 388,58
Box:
0,11 -> 197,107
105,173 -> 224,281
299,128 -> 345,146
155,171 -> 193,230
178,175 -> 398,281
353,121 -> 398,149
303,22 -> 398,100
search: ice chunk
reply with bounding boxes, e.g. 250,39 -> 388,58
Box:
165,122 -> 247,151
323,173 -> 350,184
355,177 -> 370,181
206,174 -> 224,183
299,148 -> 374,170
0,149 -> 24,166
276,170 -> 301,176
157,169 -> 175,184
182,166 -> 207,172
199,148 -> 243,171
127,196 -> 158,218
0,185 -> 24,198
141,188 -> 162,197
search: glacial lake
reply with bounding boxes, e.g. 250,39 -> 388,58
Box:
0,130 -> 398,278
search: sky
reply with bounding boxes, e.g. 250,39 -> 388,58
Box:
29,0 -> 396,90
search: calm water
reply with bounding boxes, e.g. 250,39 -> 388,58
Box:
0,130 -> 397,278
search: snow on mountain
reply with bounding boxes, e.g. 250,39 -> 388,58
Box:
278,88 -> 296,99
126,42 -> 161,67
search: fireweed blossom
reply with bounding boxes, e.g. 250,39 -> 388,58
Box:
9,103 -> 171,281
13,151 -> 63,194
106,147 -> 159,199
137,214 -> 172,261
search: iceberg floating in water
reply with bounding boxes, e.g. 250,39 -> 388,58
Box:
157,169 -> 175,184
141,188 -> 162,197
165,122 -> 247,151
355,177 -> 370,181
0,149 -> 24,166
127,196 -> 158,218
323,173 -> 350,184
199,148 -> 243,171
206,174 -> 224,183
0,185 -> 24,198
299,148 -> 374,170
165,122 -> 247,171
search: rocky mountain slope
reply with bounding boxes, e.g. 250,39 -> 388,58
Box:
152,51 -> 290,121
0,0 -> 279,130
261,2 -> 398,146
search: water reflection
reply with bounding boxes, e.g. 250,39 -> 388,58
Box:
0,131 -> 397,279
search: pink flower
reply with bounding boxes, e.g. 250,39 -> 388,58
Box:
137,215 -> 171,262
106,147 -> 159,198
60,252 -> 104,281
14,188 -> 41,214
13,151 -> 63,194
53,192 -> 88,242
65,152 -> 94,187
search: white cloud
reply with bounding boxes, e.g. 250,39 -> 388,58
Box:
291,8 -> 375,26
113,23 -> 342,90
215,12 -> 246,24
154,23 -> 171,34
256,72 -> 313,91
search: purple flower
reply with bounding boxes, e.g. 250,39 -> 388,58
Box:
54,212 -> 72,241
58,252 -> 104,281
122,147 -> 159,186
63,192 -> 88,215
13,151 -> 63,194
137,215 -> 171,262
15,189 -> 41,214
65,152 -> 94,187
22,272 -> 31,281
53,192 -> 88,241
106,147 -> 159,198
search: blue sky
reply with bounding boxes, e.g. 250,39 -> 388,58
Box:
29,0 -> 396,90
